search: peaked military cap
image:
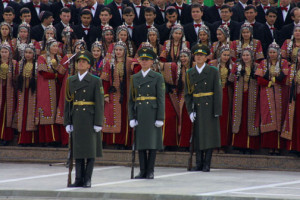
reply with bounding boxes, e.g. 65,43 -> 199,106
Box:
75,50 -> 94,66
191,44 -> 210,56
138,47 -> 157,60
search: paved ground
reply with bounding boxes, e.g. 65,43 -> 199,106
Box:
1,163 -> 300,200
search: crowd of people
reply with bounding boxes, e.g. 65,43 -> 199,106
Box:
0,0 -> 300,156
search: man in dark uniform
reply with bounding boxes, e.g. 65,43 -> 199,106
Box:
185,44 -> 222,172
128,47 -> 165,179
64,50 -> 104,188
22,0 -> 50,27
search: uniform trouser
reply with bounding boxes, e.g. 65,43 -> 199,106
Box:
75,158 -> 95,183
195,149 -> 213,169
138,150 -> 156,175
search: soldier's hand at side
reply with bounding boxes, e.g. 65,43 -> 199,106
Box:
104,97 -> 109,103
65,125 -> 73,134
190,112 -> 196,122
130,120 -> 138,128
93,126 -> 102,132
154,120 -> 164,127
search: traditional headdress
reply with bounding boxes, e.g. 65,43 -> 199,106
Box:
240,22 -> 253,36
198,24 -> 211,47
170,23 -> 185,41
0,22 -> 12,38
44,24 -> 57,38
102,25 -> 114,38
116,25 -> 129,40
74,37 -> 87,51
147,26 -> 160,42
91,38 -> 103,51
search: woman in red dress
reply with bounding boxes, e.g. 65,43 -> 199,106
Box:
230,23 -> 264,63
36,37 -> 64,146
100,41 -> 132,148
256,41 -> 290,154
0,22 -> 15,56
229,47 -> 260,153
208,46 -> 233,150
210,24 -> 231,60
16,43 -> 38,146
0,41 -> 17,145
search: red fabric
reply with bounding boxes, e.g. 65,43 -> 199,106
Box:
133,64 -> 142,74
0,85 -> 14,142
291,94 -> 300,151
102,80 -> 110,95
38,124 -> 60,143
18,88 -> 38,144
163,93 -> 178,146
60,125 -> 69,146
232,92 -> 260,150
257,76 -> 269,86
261,130 -> 282,149
220,86 -> 232,147
178,104 -> 192,147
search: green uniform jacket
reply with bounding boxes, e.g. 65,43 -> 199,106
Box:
64,73 -> 104,159
128,70 -> 165,150
184,64 -> 222,151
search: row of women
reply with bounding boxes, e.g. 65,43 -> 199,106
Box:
0,16 -> 299,155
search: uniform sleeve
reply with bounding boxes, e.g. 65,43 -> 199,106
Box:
64,78 -> 72,126
94,78 -> 104,126
128,76 -> 135,120
213,69 -> 222,116
184,71 -> 193,115
156,74 -> 165,121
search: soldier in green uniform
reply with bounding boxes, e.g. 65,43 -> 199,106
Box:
128,47 -> 165,179
185,44 -> 222,172
64,50 -> 104,187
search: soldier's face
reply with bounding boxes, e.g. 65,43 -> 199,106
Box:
77,59 -> 91,73
138,58 -> 154,70
194,53 -> 207,64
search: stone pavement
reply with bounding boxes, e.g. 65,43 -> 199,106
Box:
1,163 -> 300,200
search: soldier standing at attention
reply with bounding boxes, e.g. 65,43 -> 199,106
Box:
128,47 -> 165,179
185,44 -> 222,172
64,50 -> 104,188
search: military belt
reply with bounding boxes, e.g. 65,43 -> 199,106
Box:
73,101 -> 95,106
136,96 -> 157,101
193,92 -> 214,98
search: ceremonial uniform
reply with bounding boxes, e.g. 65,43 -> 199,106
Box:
128,48 -> 165,179
185,45 -> 222,172
64,50 -> 104,188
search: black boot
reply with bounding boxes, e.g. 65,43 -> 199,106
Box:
83,158 -> 94,188
203,149 -> 213,172
68,159 -> 84,187
146,150 -> 156,179
191,150 -> 204,171
135,150 -> 147,179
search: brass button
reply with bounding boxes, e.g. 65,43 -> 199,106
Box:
139,102 -> 141,105
197,103 -> 200,106
76,108 -> 78,111
147,94 -> 149,96
138,86 -> 141,88
75,91 -> 77,93
83,99 -> 85,101
206,102 -> 208,105
83,90 -> 86,93
147,85 -> 150,87
146,102 -> 149,104
139,94 -> 141,96
205,82 -> 207,85
83,108 -> 86,111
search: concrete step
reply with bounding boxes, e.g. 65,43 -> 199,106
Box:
0,146 -> 300,171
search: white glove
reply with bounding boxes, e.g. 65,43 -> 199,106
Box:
129,119 -> 138,128
65,125 -> 73,134
94,126 -> 102,132
190,112 -> 196,123
154,120 -> 164,127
